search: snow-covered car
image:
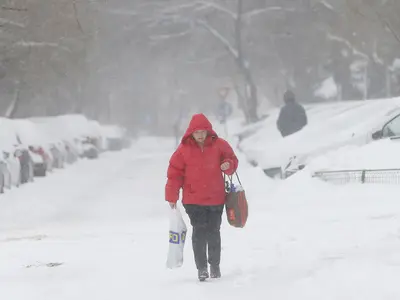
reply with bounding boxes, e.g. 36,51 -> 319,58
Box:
29,114 -> 104,160
28,145 -> 53,177
88,120 -> 104,152
0,118 -> 22,187
29,117 -> 70,168
81,137 -> 99,159
63,140 -> 79,164
49,142 -> 66,169
0,148 -> 21,188
310,108 -> 400,173
238,97 -> 400,179
0,164 -> 4,194
0,159 -> 10,190
0,160 -> 7,193
72,137 -> 85,159
100,125 -> 129,151
11,119 -> 54,177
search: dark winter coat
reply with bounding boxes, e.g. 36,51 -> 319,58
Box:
165,114 -> 238,206
277,101 -> 308,137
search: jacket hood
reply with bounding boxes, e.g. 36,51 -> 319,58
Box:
182,114 -> 217,143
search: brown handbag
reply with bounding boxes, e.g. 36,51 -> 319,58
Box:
224,172 -> 248,228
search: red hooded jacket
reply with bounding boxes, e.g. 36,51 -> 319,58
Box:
165,114 -> 238,206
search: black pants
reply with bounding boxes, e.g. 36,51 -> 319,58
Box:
184,204 -> 224,270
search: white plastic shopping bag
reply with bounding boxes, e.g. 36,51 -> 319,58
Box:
166,207 -> 187,269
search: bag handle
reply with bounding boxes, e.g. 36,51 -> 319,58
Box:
224,171 -> 242,187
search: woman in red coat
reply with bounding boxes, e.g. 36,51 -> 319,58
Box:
165,113 -> 238,281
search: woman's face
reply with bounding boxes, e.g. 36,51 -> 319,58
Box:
192,130 -> 207,143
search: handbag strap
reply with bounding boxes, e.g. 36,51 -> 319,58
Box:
224,172 -> 242,186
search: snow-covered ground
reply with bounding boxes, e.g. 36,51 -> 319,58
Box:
2,134 -> 400,299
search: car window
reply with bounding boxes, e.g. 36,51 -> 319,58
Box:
383,115 -> 400,137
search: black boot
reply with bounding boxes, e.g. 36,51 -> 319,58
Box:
210,265 -> 221,278
198,268 -> 209,281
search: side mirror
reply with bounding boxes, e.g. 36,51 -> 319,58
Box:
372,130 -> 383,140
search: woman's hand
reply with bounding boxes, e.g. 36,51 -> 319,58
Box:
221,162 -> 230,171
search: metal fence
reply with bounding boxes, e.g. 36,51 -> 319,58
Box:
312,169 -> 400,185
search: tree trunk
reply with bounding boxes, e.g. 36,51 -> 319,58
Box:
232,78 -> 250,123
235,0 -> 258,123
5,89 -> 21,118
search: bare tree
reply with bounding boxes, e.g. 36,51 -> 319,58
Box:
1,0 -> 400,132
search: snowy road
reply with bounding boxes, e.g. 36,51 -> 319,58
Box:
2,137 -> 400,299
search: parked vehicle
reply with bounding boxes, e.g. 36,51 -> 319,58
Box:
0,151 -> 19,189
49,142 -> 65,169
101,125 -> 130,151
81,137 -> 99,159
63,140 -> 79,164
15,146 -> 34,184
12,119 -> 55,177
238,98 -> 400,179
0,162 -> 5,193
0,114 -> 126,194
28,145 -> 53,177
0,118 -> 22,187
2,149 -> 21,188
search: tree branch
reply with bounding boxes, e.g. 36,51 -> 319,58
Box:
161,2 -> 204,14
235,0 -> 243,59
4,91 -> 19,118
318,0 -> 335,11
243,6 -> 287,20
382,18 -> 400,45
149,29 -> 191,41
1,6 -> 27,12
97,8 -> 139,16
327,33 -> 369,60
194,1 -> 288,20
194,1 -> 237,19
73,0 -> 85,34
350,0 -> 400,46
368,2 -> 400,46
14,41 -> 71,52
0,17 -> 25,28
183,52 -> 228,64
196,19 -> 238,58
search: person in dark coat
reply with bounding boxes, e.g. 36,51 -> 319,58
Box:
277,90 -> 308,137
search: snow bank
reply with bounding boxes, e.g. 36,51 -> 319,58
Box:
239,98 -> 400,169
29,115 -> 101,142
307,138 -> 400,171
314,76 -> 338,99
11,119 -> 50,146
